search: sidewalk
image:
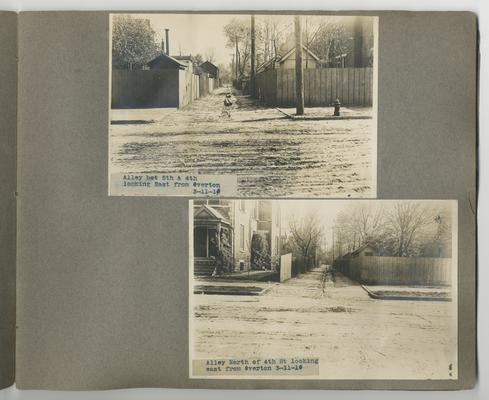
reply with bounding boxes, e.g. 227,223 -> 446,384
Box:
362,285 -> 452,301
277,106 -> 373,121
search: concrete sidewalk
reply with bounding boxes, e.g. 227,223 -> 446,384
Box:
277,106 -> 373,121
362,285 -> 452,301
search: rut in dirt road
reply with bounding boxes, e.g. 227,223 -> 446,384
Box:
110,88 -> 374,197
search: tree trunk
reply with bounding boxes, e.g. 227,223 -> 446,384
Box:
250,15 -> 256,96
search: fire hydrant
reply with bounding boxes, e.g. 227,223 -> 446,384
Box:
333,98 -> 341,116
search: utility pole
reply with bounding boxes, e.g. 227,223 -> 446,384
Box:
294,16 -> 305,115
235,39 -> 239,81
250,14 -> 256,96
231,53 -> 235,86
331,226 -> 335,266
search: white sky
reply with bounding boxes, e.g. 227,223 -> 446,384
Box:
278,199 -> 454,248
131,13 -> 253,66
123,13 -> 358,66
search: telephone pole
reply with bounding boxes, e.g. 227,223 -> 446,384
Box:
294,16 -> 305,115
331,226 -> 335,265
250,14 -> 256,96
235,39 -> 239,81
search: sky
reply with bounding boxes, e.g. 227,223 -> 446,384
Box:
119,13 -> 361,67
278,199 -> 454,249
128,13 -> 254,66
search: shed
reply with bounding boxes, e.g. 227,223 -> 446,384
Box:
147,53 -> 187,70
200,61 -> 219,80
350,244 -> 377,258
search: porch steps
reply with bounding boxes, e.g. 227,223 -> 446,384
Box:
194,260 -> 215,276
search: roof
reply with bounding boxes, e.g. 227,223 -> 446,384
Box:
147,53 -> 187,69
194,205 -> 230,224
278,44 -> 321,64
350,243 -> 376,256
173,55 -> 194,61
256,56 -> 280,73
199,61 -> 219,77
200,61 -> 218,70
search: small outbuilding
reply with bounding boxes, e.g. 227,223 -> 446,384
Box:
199,61 -> 219,80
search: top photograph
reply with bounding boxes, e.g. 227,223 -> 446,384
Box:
109,13 -> 378,198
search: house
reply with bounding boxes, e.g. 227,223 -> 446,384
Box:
347,243 -> 377,258
192,200 -> 282,276
199,61 -> 219,80
256,44 -> 321,73
277,45 -> 321,70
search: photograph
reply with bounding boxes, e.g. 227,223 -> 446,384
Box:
109,13 -> 377,197
189,199 -> 457,379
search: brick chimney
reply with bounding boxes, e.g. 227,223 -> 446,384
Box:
165,28 -> 170,55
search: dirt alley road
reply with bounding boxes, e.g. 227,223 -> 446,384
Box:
192,265 -> 457,379
110,87 -> 374,197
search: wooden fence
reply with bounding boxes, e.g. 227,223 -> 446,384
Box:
255,67 -> 373,107
279,253 -> 293,282
335,255 -> 452,286
112,69 -> 216,109
112,69 -> 180,108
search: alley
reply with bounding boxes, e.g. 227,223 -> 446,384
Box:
192,265 -> 456,379
110,87 -> 374,197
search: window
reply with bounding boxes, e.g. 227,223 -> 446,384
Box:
240,224 -> 245,250
364,251 -> 373,256
239,200 -> 246,212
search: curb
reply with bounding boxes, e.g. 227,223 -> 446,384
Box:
276,108 -> 373,121
361,285 -> 452,302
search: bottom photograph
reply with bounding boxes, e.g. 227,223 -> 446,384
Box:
189,199 -> 458,380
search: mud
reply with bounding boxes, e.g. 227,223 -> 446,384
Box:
192,265 -> 457,379
110,87 -> 374,197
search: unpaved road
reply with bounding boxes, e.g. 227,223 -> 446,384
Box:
110,87 -> 374,197
192,266 -> 457,379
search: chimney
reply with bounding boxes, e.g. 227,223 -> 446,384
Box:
165,29 -> 170,55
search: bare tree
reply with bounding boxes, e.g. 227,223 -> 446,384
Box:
223,18 -> 251,78
385,202 -> 434,257
332,201 -> 450,258
289,213 -> 322,272
256,16 -> 287,63
204,48 -> 216,63
349,204 -> 384,244
306,20 -> 353,67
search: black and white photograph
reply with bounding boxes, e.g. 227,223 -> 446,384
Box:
109,13 -> 377,197
189,199 -> 457,379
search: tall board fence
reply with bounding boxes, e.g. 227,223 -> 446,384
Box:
335,255 -> 452,286
112,69 -> 180,108
112,69 -> 217,109
279,253 -> 292,282
255,67 -> 373,107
